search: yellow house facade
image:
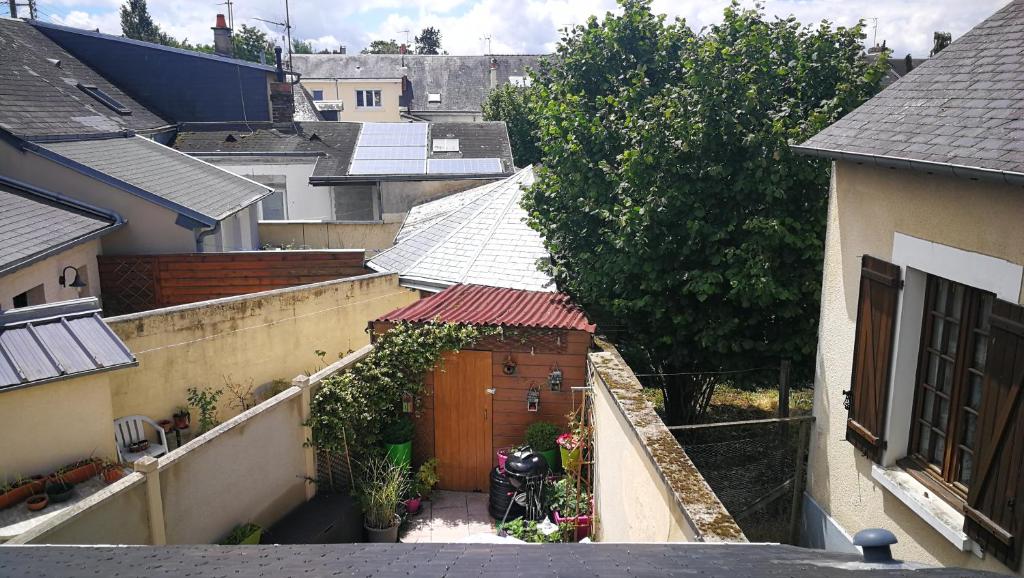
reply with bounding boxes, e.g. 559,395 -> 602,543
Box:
300,79 -> 403,122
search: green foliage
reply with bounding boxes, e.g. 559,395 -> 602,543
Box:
413,457 -> 440,498
524,0 -> 887,423
415,27 -> 443,55
358,456 -> 408,529
382,415 -> 414,444
232,24 -> 275,64
307,322 -> 493,460
497,519 -> 569,543
362,39 -> 401,54
186,386 -> 223,433
221,523 -> 261,545
545,477 -> 591,516
292,38 -> 314,54
525,421 -> 559,452
119,0 -> 211,52
483,82 -> 542,166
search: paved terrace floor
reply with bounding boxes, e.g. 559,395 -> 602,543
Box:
401,490 -> 499,543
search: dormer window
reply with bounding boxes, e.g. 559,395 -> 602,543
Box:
428,93 -> 442,104
432,138 -> 459,153
76,83 -> 131,115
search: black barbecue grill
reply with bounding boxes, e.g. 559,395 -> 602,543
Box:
491,450 -> 550,528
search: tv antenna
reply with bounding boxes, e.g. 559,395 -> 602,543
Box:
869,17 -> 878,48
481,34 -> 492,54
219,0 -> 234,30
253,0 -> 292,71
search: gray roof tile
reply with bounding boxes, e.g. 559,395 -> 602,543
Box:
40,136 -> 271,222
0,176 -> 120,274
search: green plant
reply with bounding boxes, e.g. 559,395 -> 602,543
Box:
358,456 -> 409,530
546,478 -> 591,516
497,518 -> 568,543
524,0 -> 888,424
413,458 -> 439,498
221,523 -> 261,545
187,386 -> 223,433
307,322 -> 494,461
382,416 -> 414,445
525,421 -> 559,452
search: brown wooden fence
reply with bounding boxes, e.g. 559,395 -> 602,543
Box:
98,251 -> 368,315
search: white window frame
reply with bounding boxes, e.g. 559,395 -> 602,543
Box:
356,89 -> 383,108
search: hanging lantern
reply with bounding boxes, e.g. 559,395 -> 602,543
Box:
526,385 -> 540,412
402,392 -> 414,414
548,365 -> 563,391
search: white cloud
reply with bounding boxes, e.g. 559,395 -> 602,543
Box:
38,0 -> 1008,57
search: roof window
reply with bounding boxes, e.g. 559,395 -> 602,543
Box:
508,76 -> 532,87
432,138 -> 460,153
77,83 -> 131,116
428,93 -> 442,104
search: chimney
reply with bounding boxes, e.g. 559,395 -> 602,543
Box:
904,54 -> 914,74
212,14 -> 234,58
400,43 -> 407,67
489,57 -> 498,90
269,46 -> 294,123
339,45 -> 347,55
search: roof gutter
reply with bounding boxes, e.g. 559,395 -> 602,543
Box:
790,145 -> 1024,187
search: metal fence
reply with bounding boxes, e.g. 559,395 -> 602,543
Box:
668,416 -> 813,544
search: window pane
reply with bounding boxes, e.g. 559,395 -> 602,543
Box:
973,334 -> 989,368
940,361 -> 953,394
260,190 -> 285,220
938,398 -> 950,428
946,319 -> 959,355
936,278 -> 949,314
979,295 -> 993,332
958,452 -> 973,486
931,317 -> 945,350
922,390 -> 935,424
356,91 -> 364,107
932,433 -> 945,465
968,373 -> 983,409
963,412 -> 977,447
918,423 -> 930,457
950,284 -> 964,320
927,353 -> 940,386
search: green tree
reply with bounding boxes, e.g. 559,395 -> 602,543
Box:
362,39 -> 401,54
415,27 -> 442,54
120,0 -> 162,43
524,0 -> 887,424
292,38 -> 313,54
483,82 -> 542,167
232,24 -> 275,64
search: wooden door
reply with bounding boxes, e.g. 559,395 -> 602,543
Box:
434,350 -> 493,491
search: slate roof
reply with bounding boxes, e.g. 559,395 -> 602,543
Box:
0,18 -> 170,139
369,167 -> 553,292
294,85 -> 326,122
0,543 -> 999,577
378,283 -> 594,332
292,54 -> 545,113
794,0 -> 1024,181
0,298 -> 137,391
36,136 -> 272,224
173,121 -> 515,182
0,176 -> 122,275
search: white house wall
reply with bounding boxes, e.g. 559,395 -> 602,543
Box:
0,239 -> 103,309
206,160 -> 330,220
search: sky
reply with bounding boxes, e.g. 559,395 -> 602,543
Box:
28,0 -> 1009,58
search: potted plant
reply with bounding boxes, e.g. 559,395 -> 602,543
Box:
358,456 -> 408,543
157,419 -> 174,434
26,494 -> 48,511
101,461 -> 127,485
413,458 -> 439,501
187,386 -> 223,434
382,415 -> 414,471
221,523 -> 262,545
0,476 -> 45,510
45,475 -> 75,504
557,432 -> 584,473
525,421 -> 560,472
496,446 -> 526,474
57,458 -> 101,485
549,478 -> 593,541
173,406 -> 191,430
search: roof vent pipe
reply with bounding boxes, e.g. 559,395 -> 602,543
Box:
853,528 -> 898,564
274,46 -> 285,82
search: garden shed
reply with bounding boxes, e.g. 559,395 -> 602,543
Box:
372,284 -> 594,492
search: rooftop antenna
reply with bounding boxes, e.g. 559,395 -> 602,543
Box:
254,0 -> 293,71
481,34 -> 492,55
869,17 -> 878,48
219,0 -> 234,30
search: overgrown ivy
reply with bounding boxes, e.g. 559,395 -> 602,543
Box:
306,322 -> 494,460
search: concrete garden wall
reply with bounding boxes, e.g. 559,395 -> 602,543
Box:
589,340 -> 744,543
258,220 -> 402,254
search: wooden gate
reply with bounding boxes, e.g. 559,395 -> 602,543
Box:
433,350 -> 493,492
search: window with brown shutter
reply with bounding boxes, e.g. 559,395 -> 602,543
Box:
846,255 -> 901,462
964,299 -> 1024,570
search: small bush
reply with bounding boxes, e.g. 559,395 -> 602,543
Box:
525,421 -> 559,452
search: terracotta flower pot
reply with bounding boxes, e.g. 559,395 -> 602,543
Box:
158,419 -> 174,433
61,461 -> 101,485
102,467 -> 126,485
173,413 -> 190,430
26,494 -> 48,511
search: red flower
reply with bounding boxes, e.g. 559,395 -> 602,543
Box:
557,432 -> 581,450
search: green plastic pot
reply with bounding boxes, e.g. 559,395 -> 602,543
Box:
537,448 -> 560,472
560,445 -> 582,472
385,440 -> 412,471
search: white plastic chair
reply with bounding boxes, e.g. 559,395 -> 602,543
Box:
114,415 -> 169,463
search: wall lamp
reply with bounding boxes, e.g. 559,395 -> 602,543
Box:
59,266 -> 87,289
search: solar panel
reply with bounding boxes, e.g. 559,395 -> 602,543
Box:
427,158 -> 504,174
357,123 -> 428,147
350,159 -> 427,175
354,146 -> 428,160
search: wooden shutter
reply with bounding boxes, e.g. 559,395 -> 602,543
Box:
845,255 -> 901,463
964,300 -> 1024,570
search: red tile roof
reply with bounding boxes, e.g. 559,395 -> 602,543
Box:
377,284 -> 595,332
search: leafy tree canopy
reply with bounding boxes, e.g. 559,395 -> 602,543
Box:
292,38 -> 314,54
232,24 -> 275,64
483,82 -> 542,167
524,0 -> 887,423
415,27 -> 443,55
362,39 -> 401,54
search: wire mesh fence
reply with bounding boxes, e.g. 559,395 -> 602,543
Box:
669,416 -> 813,544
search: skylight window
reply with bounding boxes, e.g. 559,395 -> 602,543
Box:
508,76 -> 532,87
432,138 -> 460,153
77,83 -> 131,116
428,93 -> 442,104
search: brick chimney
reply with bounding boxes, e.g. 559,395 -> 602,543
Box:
269,46 -> 294,123
212,14 -> 233,58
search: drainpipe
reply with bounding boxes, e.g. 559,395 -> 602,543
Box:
195,221 -> 221,252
